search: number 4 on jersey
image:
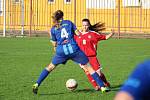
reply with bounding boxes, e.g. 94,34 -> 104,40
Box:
61,28 -> 68,38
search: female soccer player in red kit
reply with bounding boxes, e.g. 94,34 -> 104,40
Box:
74,18 -> 114,90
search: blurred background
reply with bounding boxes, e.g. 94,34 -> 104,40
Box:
0,0 -> 150,38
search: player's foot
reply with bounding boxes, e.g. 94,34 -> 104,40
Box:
101,87 -> 110,93
32,83 -> 38,94
104,82 -> 110,88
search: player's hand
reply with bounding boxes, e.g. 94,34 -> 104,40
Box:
111,29 -> 115,35
75,30 -> 82,36
53,47 -> 56,52
62,40 -> 69,44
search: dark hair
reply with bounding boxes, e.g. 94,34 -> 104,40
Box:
52,10 -> 64,26
82,18 -> 105,33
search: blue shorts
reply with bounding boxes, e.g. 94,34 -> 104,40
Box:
52,50 -> 89,65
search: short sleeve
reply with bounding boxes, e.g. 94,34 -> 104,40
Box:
93,32 -> 106,41
50,28 -> 57,41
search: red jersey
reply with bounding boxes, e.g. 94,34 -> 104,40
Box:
74,31 -> 106,56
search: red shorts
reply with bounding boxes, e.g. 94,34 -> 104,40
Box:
88,56 -> 101,71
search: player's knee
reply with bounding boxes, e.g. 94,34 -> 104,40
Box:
83,68 -> 89,74
82,66 -> 88,72
86,66 -> 95,74
96,68 -> 101,76
81,63 -> 95,74
46,63 -> 56,71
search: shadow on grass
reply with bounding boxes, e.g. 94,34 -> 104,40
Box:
75,88 -> 95,93
39,88 -> 96,96
39,92 -> 69,96
38,84 -> 122,96
110,84 -> 122,91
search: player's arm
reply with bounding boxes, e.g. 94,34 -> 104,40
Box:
50,40 -> 57,52
70,21 -> 80,36
115,60 -> 150,100
74,29 -> 80,35
114,91 -> 133,100
105,29 -> 115,40
49,28 -> 57,51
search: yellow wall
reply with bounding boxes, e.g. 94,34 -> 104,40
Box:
0,0 -> 150,33
87,0 -> 150,33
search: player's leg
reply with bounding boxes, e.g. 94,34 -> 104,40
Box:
32,55 -> 67,94
84,65 -> 109,93
99,71 -> 110,87
89,56 -> 110,87
80,65 -> 99,90
32,63 -> 56,94
71,50 -> 109,92
36,63 -> 56,86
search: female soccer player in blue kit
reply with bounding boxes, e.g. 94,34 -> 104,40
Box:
32,10 -> 109,94
114,60 -> 150,100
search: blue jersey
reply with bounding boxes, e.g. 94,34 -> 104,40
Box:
120,60 -> 150,100
50,20 -> 79,56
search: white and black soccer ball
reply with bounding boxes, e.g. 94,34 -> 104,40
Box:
66,79 -> 78,91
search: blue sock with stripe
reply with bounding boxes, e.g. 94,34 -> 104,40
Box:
36,69 -> 49,86
91,72 -> 105,87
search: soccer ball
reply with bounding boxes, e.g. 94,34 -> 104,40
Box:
66,79 -> 78,91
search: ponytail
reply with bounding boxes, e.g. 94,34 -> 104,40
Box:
82,18 -> 106,33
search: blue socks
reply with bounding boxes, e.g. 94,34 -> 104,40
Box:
36,69 -> 49,86
36,69 -> 104,88
91,72 -> 104,87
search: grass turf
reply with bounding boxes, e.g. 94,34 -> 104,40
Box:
0,37 -> 150,100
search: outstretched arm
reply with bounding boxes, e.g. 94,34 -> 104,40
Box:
106,29 -> 115,40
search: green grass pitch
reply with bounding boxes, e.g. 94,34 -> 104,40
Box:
0,37 -> 150,100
